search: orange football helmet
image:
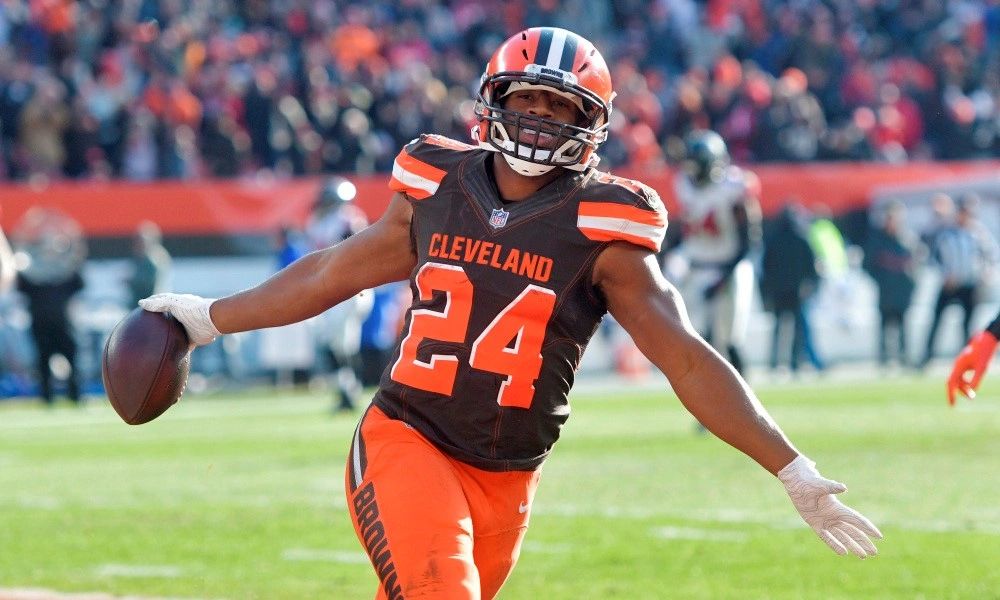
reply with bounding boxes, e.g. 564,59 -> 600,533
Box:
473,27 -> 615,176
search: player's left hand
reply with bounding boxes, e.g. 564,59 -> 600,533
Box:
947,330 -> 998,406
777,455 -> 882,558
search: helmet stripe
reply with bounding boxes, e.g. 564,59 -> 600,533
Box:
544,29 -> 567,69
534,28 -> 553,66
559,34 -> 578,71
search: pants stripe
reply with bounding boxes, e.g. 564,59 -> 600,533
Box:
349,410 -> 369,492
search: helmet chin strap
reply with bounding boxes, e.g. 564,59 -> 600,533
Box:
502,153 -> 557,176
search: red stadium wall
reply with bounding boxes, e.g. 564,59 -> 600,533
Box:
619,161 -> 1000,218
2,161 -> 998,237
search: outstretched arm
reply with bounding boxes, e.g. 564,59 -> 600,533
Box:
594,241 -> 793,472
212,193 -> 415,333
141,192 -> 416,342
593,242 -> 881,557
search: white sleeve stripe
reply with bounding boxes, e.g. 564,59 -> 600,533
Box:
392,162 -> 440,196
577,215 -> 666,244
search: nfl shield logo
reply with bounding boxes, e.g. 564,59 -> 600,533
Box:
489,208 -> 510,229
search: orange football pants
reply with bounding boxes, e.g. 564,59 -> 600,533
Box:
345,405 -> 541,600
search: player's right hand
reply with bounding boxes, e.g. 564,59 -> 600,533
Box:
139,293 -> 221,347
947,330 -> 998,406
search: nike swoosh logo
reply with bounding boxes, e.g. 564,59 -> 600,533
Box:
518,501 -> 530,514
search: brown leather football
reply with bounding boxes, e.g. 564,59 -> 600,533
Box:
102,308 -> 191,425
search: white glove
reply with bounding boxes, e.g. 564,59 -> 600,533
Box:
139,293 -> 221,347
777,455 -> 883,558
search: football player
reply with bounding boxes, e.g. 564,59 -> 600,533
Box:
0,223 -> 14,294
672,129 -> 761,375
306,176 -> 372,413
947,310 -> 1000,405
306,176 -> 369,251
142,27 -> 881,599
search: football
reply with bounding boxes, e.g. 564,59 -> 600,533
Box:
102,308 -> 191,425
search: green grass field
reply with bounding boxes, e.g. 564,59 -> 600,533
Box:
2,372 -> 999,599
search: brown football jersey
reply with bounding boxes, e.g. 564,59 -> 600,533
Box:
374,134 -> 667,471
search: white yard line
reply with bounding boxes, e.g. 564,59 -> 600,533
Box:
535,503 -> 1000,536
93,565 -> 182,579
650,526 -> 749,542
0,587 -> 195,600
10,495 -> 62,510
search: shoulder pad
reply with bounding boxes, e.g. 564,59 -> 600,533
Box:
389,134 -> 476,200
723,166 -> 759,196
420,134 -> 477,152
577,171 -> 668,252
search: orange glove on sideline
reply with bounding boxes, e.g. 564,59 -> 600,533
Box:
946,331 -> 998,406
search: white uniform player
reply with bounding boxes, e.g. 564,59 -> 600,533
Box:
305,177 -> 369,251
671,130 -> 760,375
306,176 -> 372,412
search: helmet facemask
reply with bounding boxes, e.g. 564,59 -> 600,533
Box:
474,67 -> 610,176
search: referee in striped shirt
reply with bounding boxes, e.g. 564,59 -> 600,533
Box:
921,193 -> 999,369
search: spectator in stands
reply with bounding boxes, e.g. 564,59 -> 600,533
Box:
920,193 -> 1000,368
863,201 -> 917,368
121,110 -> 159,182
2,1 -> 999,180
753,68 -> 827,162
18,75 -> 69,178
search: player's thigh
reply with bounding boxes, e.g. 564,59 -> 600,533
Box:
345,407 -> 480,599
473,526 -> 529,600
457,461 -> 541,599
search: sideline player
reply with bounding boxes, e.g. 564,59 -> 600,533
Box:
141,27 -> 881,599
671,129 -> 761,375
307,176 -> 372,412
947,311 -> 1000,405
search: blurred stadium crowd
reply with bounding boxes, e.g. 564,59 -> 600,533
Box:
2,0 -> 999,184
